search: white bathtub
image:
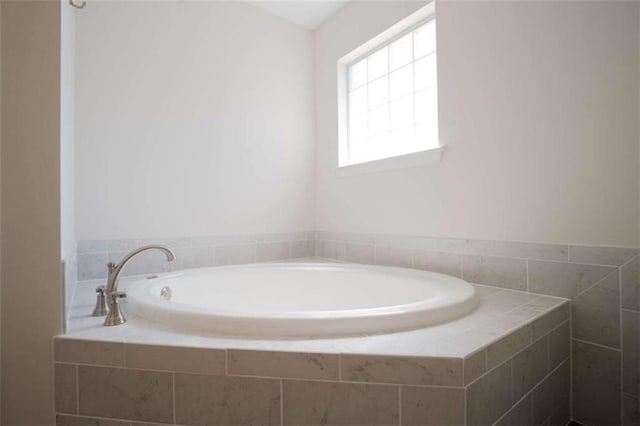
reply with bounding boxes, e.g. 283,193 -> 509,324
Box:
126,262 -> 478,338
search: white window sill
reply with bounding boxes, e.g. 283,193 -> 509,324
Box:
337,147 -> 444,177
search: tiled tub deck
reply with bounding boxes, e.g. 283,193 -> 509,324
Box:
55,272 -> 570,426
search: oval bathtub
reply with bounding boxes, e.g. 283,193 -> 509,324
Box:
125,262 -> 478,338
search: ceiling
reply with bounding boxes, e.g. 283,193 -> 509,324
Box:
245,0 -> 350,30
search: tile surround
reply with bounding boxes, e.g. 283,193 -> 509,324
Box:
69,231 -> 638,425
56,300 -> 570,425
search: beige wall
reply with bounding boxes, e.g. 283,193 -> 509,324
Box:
1,0 -> 63,424
75,1 -> 316,240
315,0 -> 640,247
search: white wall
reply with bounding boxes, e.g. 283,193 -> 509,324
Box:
315,0 -> 640,247
1,1 -> 63,423
75,1 -> 315,240
61,1 -> 76,318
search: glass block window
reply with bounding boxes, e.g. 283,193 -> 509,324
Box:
344,19 -> 438,166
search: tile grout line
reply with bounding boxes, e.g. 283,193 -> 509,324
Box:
172,372 -> 176,425
398,385 -> 402,426
572,337 -> 621,353
75,364 -> 79,415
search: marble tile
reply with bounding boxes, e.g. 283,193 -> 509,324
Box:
138,237 -> 192,248
464,349 -> 486,385
78,366 -> 173,423
622,309 -> 640,396
494,394 -> 532,426
175,373 -> 280,426
435,238 -> 491,255
373,234 -> 435,250
511,336 -> 549,401
531,303 -> 570,340
621,257 -> 640,311
78,239 -> 138,254
55,363 -> 77,414
572,271 -> 621,348
78,253 -> 108,281
572,340 -> 621,426
548,397 -> 570,426
125,343 -> 225,375
375,246 -> 412,268
413,250 -> 461,277
228,349 -> 339,380
195,234 -> 256,246
290,240 -> 315,258
548,321 -> 570,370
531,360 -> 570,425
214,244 -> 256,265
490,241 -> 568,262
462,255 -> 527,291
56,415 -> 129,426
623,393 -> 640,426
317,240 -> 346,260
466,361 -> 512,426
344,243 -> 375,264
401,386 -> 465,426
521,296 -> 567,312
341,354 -> 463,386
282,380 -> 398,426
256,241 -> 291,262
528,260 -> 615,298
54,338 -> 125,366
486,326 -> 531,369
319,231 -> 375,245
569,245 -> 637,266
172,246 -> 215,270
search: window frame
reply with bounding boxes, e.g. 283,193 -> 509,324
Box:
337,3 -> 442,174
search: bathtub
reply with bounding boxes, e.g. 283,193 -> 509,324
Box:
126,262 -> 478,338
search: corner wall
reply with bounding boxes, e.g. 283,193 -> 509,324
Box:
74,1 -> 316,241
1,1 -> 63,423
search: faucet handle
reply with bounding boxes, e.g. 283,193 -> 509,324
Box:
91,285 -> 108,317
104,291 -> 127,327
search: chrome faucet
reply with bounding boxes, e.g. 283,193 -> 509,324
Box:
93,245 -> 176,327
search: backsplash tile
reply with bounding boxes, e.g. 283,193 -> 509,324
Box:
344,243 -> 375,264
462,255 -> 527,291
568,245 -> 637,266
71,231 -> 638,426
375,245 -> 412,268
572,271 -> 621,348
527,260 -> 614,298
490,241 -> 568,262
413,249 -> 461,277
